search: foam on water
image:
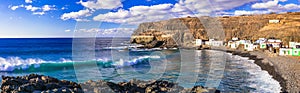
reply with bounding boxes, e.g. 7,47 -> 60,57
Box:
0,57 -> 48,72
233,55 -> 282,92
113,55 -> 161,66
0,55 -> 161,72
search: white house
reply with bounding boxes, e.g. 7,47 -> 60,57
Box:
279,48 -> 293,56
207,39 -> 223,46
289,42 -> 300,49
269,20 -> 280,24
232,37 -> 239,41
255,38 -> 267,44
211,41 -> 224,46
246,44 -> 254,51
228,41 -> 238,49
239,40 -> 251,45
266,39 -> 282,48
195,39 -> 203,46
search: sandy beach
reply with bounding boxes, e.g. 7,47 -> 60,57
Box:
211,46 -> 300,92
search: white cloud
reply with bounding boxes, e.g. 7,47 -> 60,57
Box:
92,0 -> 258,24
61,7 -> 67,10
234,10 -> 270,15
251,0 -> 300,12
25,0 -> 32,3
74,28 -> 135,36
93,4 -> 175,24
252,0 -> 280,9
9,4 -> 56,15
283,4 -> 300,10
32,12 -> 45,15
10,5 -> 22,10
75,19 -> 90,22
65,29 -> 71,32
78,0 -> 122,10
61,9 -> 92,20
24,5 -> 40,12
42,5 -> 55,12
173,0 -> 258,15
99,28 -> 136,36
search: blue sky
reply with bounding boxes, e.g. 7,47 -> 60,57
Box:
0,0 -> 299,38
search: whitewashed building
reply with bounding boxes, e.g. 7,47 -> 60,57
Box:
245,44 -> 254,51
207,39 -> 224,46
195,39 -> 203,46
266,39 -> 282,48
269,20 -> 280,24
279,48 -> 293,56
289,42 -> 300,49
228,41 -> 238,49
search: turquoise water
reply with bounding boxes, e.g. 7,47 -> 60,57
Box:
0,38 -> 281,92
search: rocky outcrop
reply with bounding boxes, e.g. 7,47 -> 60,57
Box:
131,12 -> 300,48
131,17 -> 209,48
1,74 -> 82,93
1,74 -> 220,93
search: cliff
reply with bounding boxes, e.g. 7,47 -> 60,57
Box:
131,12 -> 300,48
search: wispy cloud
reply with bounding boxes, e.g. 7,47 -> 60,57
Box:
60,9 -> 92,21
65,29 -> 71,32
232,0 -> 300,16
9,4 -> 56,15
74,28 -> 135,37
92,0 -> 259,24
77,0 -> 122,10
25,0 -> 32,3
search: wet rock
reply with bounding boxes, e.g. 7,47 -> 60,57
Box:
1,74 -> 82,93
1,74 -> 220,93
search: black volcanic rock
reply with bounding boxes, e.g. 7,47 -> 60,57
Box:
1,74 -> 220,93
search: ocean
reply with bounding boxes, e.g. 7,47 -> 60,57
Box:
0,38 -> 281,92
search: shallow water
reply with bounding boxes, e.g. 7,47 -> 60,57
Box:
0,38 -> 281,92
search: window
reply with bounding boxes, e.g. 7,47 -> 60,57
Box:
296,45 -> 300,49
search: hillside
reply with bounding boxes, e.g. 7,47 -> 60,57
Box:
131,12 -> 300,47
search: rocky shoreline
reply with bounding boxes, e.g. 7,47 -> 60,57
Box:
211,47 -> 299,92
1,74 -> 220,93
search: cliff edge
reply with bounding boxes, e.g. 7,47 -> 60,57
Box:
130,12 -> 300,48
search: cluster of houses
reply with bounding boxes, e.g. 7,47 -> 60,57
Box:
195,37 -> 300,57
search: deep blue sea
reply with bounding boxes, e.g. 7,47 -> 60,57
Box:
0,38 -> 281,92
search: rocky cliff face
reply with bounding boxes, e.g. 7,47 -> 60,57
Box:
131,12 -> 300,48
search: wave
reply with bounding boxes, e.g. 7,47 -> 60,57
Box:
231,55 -> 282,92
0,56 -> 161,72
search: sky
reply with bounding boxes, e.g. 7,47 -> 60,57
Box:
0,0 -> 299,38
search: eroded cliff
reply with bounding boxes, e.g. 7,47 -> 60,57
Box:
131,12 -> 300,48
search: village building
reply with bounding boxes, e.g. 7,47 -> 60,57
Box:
266,39 -> 282,48
292,48 -> 300,56
228,41 -> 238,49
206,39 -> 224,46
227,37 -> 240,49
269,19 -> 280,24
279,42 -> 300,56
253,44 -> 259,50
289,42 -> 300,48
245,43 -> 254,51
279,48 -> 293,56
195,39 -> 203,46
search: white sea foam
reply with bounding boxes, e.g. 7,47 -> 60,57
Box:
113,55 -> 161,66
233,55 -> 282,92
0,57 -> 48,72
0,55 -> 161,72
